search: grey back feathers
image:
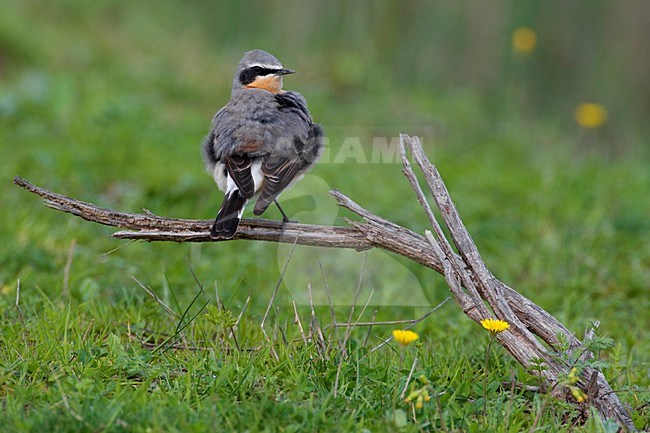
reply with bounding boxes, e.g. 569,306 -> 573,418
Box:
207,90 -> 312,161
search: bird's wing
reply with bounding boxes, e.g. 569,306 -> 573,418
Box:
253,152 -> 305,216
253,93 -> 325,216
224,154 -> 256,199
275,91 -> 311,124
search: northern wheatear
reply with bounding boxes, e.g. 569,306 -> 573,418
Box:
203,50 -> 324,239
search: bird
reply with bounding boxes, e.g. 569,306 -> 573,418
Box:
202,50 -> 324,239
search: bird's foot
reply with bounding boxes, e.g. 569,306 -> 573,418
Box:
274,200 -> 297,226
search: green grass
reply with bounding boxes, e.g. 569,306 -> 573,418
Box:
1,1 -> 649,432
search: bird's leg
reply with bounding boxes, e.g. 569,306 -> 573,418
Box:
274,200 -> 296,224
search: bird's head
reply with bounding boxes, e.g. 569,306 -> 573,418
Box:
233,49 -> 294,94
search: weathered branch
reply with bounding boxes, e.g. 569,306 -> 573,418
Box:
398,135 -> 633,431
12,135 -> 635,431
12,176 -> 372,249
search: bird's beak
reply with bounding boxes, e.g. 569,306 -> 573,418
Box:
276,68 -> 295,76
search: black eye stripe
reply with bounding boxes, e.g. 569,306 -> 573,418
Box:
239,66 -> 281,85
250,66 -> 279,75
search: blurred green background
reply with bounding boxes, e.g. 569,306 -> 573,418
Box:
1,0 -> 649,402
3,0 -> 650,315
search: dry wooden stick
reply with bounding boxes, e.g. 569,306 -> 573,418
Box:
399,135 -> 634,430
12,135 -> 635,430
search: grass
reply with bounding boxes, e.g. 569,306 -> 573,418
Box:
1,1 -> 649,432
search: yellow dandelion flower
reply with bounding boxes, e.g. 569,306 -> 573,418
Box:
575,103 -> 608,128
480,318 -> 510,335
392,329 -> 419,346
512,27 -> 537,54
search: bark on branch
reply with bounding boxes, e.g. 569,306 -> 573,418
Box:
12,134 -> 635,431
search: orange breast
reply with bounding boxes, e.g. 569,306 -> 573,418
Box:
246,75 -> 283,94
